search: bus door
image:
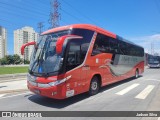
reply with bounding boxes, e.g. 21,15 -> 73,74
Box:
65,40 -> 88,96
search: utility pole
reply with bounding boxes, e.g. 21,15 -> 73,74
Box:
48,0 -> 61,29
37,22 -> 44,34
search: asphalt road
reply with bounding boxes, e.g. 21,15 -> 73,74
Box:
0,68 -> 160,120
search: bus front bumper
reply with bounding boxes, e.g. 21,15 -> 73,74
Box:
27,81 -> 66,99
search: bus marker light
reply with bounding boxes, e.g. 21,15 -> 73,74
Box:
96,58 -> 99,63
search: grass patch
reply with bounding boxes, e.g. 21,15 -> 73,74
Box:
0,66 -> 29,75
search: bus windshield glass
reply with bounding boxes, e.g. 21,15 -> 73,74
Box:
29,30 -> 70,76
149,58 -> 159,64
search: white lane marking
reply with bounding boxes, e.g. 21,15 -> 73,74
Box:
135,85 -> 155,99
0,92 -> 32,99
146,79 -> 160,82
157,117 -> 160,120
116,83 -> 140,95
65,82 -> 126,109
0,94 -> 5,98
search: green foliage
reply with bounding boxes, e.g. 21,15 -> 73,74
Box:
24,59 -> 30,64
0,57 -> 8,65
13,54 -> 22,64
6,55 -> 14,64
0,54 -> 26,65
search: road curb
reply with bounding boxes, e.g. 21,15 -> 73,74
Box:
0,78 -> 26,83
0,73 -> 27,78
0,73 -> 27,82
0,89 -> 28,94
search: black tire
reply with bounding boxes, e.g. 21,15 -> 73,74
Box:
135,69 -> 139,79
89,76 -> 100,96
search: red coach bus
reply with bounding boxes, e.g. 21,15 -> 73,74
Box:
21,24 -> 144,99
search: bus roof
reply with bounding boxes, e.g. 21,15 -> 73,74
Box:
42,24 -> 116,38
42,24 -> 143,48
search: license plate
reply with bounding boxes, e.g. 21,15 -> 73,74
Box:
151,66 -> 156,67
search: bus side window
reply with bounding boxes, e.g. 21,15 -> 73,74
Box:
92,33 -> 110,55
66,42 -> 81,71
109,38 -> 119,54
92,34 -> 102,55
92,44 -> 101,55
118,41 -> 127,55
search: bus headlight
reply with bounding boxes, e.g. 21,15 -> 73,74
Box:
27,74 -> 37,82
48,75 -> 72,86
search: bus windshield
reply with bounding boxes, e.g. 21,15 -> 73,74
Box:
149,58 -> 159,64
29,30 -> 70,77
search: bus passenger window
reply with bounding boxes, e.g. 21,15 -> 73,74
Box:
66,43 -> 81,71
92,44 -> 101,55
92,33 -> 112,55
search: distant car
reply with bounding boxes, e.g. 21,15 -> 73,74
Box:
148,59 -> 160,68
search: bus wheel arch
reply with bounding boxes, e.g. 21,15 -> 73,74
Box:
88,74 -> 102,96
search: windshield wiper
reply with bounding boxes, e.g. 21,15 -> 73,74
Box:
43,71 -> 59,77
30,49 -> 43,74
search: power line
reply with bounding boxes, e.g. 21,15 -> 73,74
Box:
0,1 -> 48,17
0,0 -> 69,27
61,0 -> 101,26
0,13 -> 46,31
0,0 -> 93,30
0,18 -> 23,27
38,0 -> 83,23
26,0 -> 83,25
0,1 -> 48,32
60,8 -> 83,23
0,6 -> 47,21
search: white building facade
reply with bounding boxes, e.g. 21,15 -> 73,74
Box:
0,26 -> 7,59
14,26 -> 38,60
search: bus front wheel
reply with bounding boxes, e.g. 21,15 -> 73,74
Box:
89,76 -> 100,96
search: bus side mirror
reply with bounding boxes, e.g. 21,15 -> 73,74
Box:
21,41 -> 36,55
56,35 -> 83,54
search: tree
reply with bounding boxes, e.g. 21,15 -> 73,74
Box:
24,59 -> 30,64
0,54 -> 23,65
5,55 -> 14,64
0,57 -> 8,65
13,54 -> 21,64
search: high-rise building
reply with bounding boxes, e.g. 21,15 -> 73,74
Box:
0,26 -> 7,59
14,26 -> 38,60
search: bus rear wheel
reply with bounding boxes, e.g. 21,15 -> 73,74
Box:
89,76 -> 100,96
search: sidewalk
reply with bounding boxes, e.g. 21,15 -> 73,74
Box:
0,78 -> 28,94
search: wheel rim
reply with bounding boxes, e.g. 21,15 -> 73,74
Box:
91,81 -> 98,90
